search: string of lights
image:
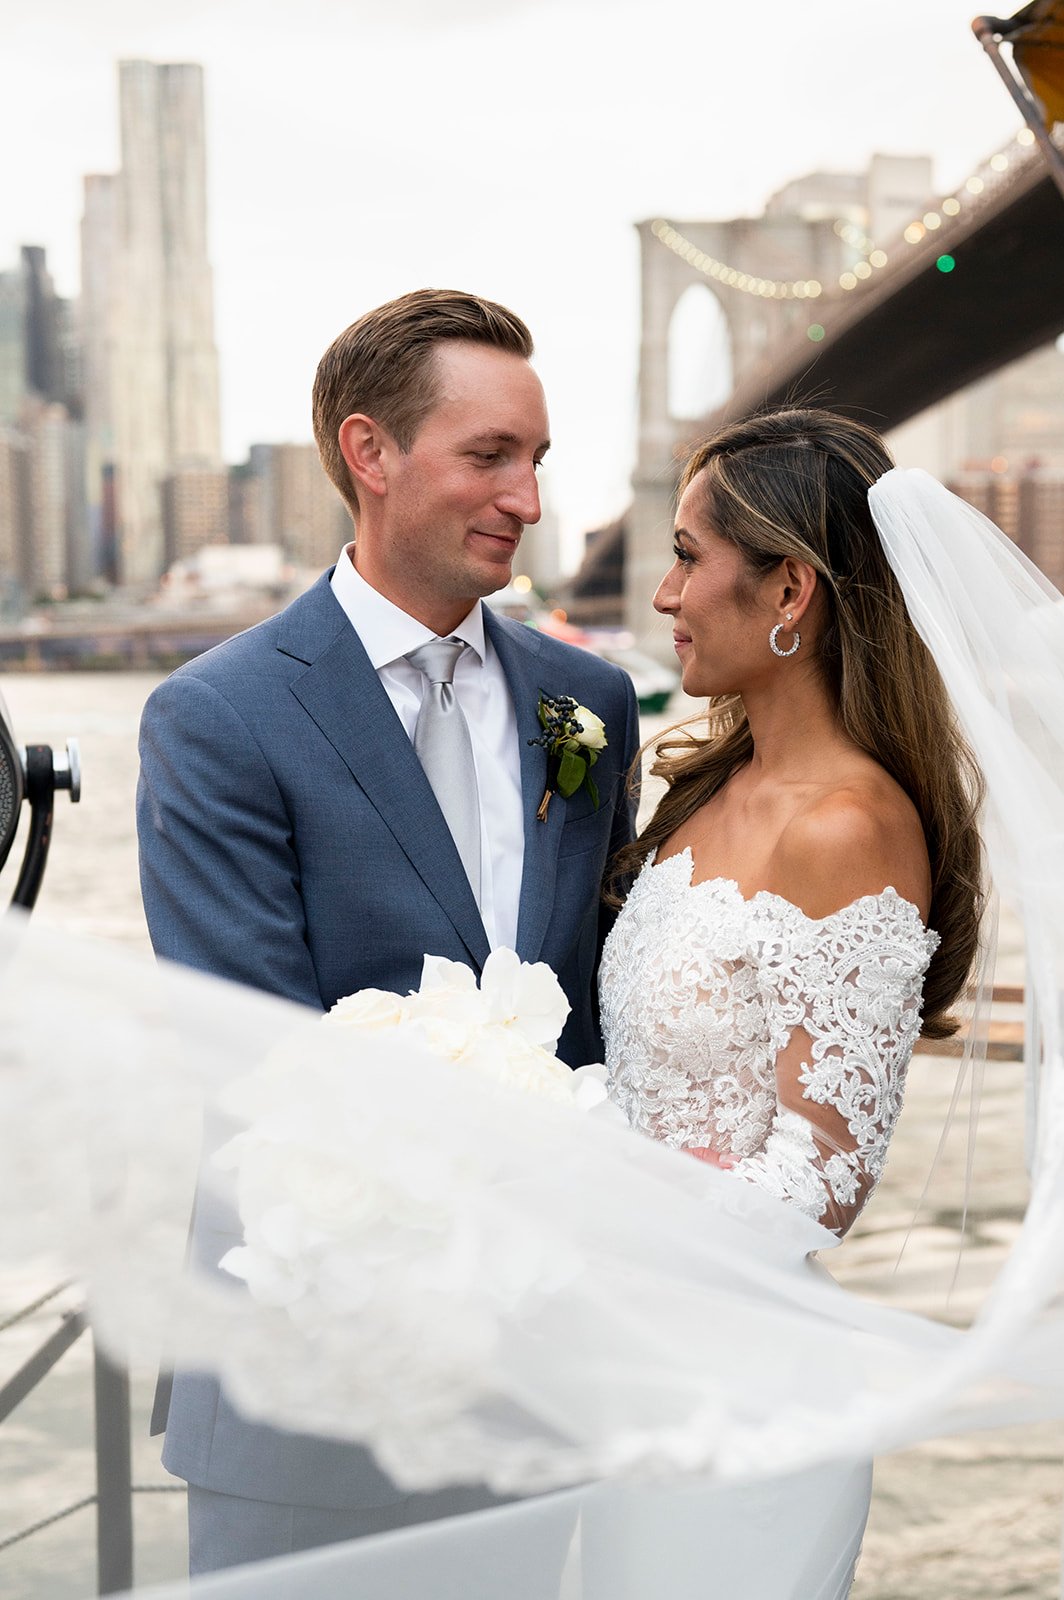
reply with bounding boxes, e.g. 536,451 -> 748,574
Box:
651,124 -> 1047,309
649,220 -> 823,299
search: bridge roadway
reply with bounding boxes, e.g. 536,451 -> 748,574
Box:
0,606 -> 275,669
707,140 -> 1064,434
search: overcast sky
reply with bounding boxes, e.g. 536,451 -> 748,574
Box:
0,0 -> 1026,553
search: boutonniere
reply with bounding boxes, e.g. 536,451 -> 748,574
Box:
528,694 -> 607,822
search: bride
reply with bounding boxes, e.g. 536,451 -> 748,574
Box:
592,407 -> 983,1595
4,408 -> 1063,1600
603,405 -> 983,1228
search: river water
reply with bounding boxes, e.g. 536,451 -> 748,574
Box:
1,672 -> 163,951
0,671 -> 1059,1598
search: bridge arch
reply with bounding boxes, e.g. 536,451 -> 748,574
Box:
667,281 -> 732,422
629,214 -> 844,649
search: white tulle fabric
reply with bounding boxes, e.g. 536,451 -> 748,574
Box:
4,468 -> 1064,1598
601,852 -> 938,1232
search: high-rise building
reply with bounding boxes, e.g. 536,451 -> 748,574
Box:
0,270 -> 27,429
21,247 -> 64,407
245,443 -> 348,571
81,173 -> 119,581
0,427 -> 31,608
890,341 -> 1064,482
948,464 -> 1064,590
1020,471 -> 1064,585
161,463 -> 229,566
514,469 -> 562,594
0,247 -> 71,427
0,248 -> 86,601
226,459 -> 262,546
82,60 -> 221,588
24,400 -> 71,597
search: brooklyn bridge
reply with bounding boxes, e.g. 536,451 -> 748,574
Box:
565,129 -> 1064,645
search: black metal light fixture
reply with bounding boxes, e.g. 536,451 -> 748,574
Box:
973,3 -> 1064,200
0,689 -> 80,911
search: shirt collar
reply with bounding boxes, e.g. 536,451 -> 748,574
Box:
330,545 -> 485,667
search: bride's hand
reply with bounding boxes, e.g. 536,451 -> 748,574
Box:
689,1146 -> 736,1169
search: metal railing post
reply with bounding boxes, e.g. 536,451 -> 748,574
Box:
93,1348 -> 133,1595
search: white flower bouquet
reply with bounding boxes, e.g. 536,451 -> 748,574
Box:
209,951 -> 609,1447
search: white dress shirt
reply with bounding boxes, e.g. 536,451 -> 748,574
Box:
330,547 -> 524,951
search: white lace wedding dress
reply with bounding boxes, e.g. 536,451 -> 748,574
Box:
597,845 -> 940,1599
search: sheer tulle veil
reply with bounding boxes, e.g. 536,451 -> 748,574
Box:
3,467 -> 1064,1597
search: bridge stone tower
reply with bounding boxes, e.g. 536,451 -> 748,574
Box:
629,157 -> 934,652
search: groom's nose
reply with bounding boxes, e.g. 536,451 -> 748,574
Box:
496,463 -> 541,528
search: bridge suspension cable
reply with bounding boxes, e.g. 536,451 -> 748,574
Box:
649,219 -> 823,299
652,125 -> 1049,303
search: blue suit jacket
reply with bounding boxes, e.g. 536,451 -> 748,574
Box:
137,572 -> 639,1507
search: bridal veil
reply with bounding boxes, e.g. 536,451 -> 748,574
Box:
2,468 -> 1064,1597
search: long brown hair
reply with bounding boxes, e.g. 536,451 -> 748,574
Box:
609,407 -> 985,1040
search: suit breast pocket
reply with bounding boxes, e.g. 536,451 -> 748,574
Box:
557,807 -> 609,861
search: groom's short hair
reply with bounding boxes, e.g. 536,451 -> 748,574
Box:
313,288 -> 535,516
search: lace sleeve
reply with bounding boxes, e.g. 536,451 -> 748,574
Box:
727,891 -> 939,1236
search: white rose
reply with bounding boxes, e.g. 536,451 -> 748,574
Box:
569,1061 -> 610,1111
406,978 -> 488,1054
571,706 -> 606,750
478,947 -> 570,1050
417,954 -> 478,995
408,1010 -> 480,1063
460,1025 -> 576,1104
325,988 -> 406,1031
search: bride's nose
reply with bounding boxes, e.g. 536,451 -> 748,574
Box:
654,568 -> 679,614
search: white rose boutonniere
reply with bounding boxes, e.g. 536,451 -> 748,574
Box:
528,694 -> 608,821
571,706 -> 606,751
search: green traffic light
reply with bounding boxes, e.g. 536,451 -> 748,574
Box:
936,254 -> 956,273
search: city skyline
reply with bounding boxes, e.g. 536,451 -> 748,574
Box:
0,0 -> 1034,554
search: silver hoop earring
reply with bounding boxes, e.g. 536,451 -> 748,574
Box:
769,622 -> 800,658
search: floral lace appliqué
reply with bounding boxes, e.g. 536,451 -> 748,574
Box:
599,849 -> 939,1234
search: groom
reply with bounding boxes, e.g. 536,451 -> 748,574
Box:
137,288 -> 639,1572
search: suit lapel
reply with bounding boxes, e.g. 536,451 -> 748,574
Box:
484,610 -> 566,964
281,579 -> 490,969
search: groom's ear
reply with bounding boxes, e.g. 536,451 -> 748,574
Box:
339,414 -> 391,501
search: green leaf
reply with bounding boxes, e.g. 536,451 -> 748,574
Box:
586,748 -> 599,767
586,772 -> 599,809
537,698 -> 549,731
557,748 -> 586,799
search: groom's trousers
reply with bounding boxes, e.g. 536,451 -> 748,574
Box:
188,1483 -> 578,1593
187,1481 -> 512,1573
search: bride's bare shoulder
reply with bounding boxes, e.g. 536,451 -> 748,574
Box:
771,771 -> 931,923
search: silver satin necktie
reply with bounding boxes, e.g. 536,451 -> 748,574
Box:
405,638 -> 482,901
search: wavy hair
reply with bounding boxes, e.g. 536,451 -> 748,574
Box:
608,408 -> 985,1039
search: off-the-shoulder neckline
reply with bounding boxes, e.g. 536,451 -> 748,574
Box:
648,846 -> 935,935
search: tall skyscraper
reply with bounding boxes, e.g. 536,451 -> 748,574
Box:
0,247 -> 70,427
0,247 -> 85,601
82,60 -> 221,587
81,173 -> 119,581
